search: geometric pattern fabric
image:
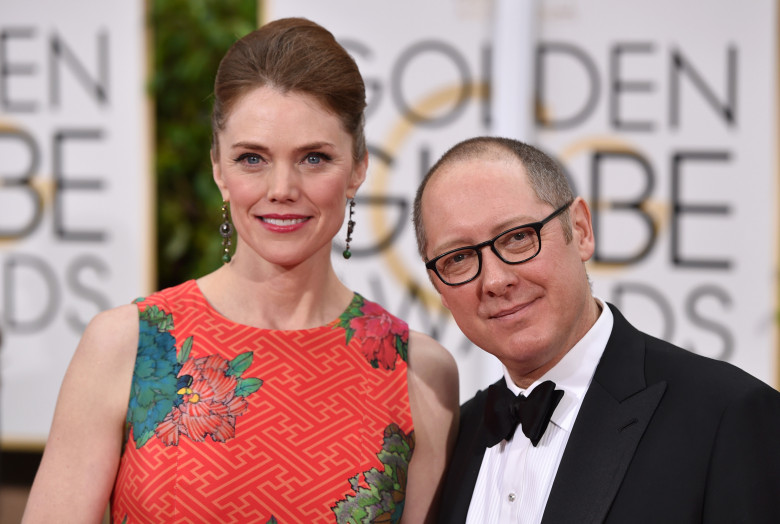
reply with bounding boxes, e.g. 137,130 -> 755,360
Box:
110,280 -> 413,523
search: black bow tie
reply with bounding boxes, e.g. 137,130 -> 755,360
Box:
484,380 -> 563,447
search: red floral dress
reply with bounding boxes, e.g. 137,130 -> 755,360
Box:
110,280 -> 413,523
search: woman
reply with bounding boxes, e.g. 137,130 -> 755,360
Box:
23,17 -> 458,523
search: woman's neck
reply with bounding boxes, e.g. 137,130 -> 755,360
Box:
197,252 -> 353,331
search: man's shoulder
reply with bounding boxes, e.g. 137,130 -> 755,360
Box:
609,303 -> 778,398
644,333 -> 776,395
459,378 -> 502,421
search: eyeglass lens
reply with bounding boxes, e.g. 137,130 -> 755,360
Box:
434,226 -> 540,284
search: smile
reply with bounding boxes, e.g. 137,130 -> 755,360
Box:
261,217 -> 309,226
489,299 -> 536,320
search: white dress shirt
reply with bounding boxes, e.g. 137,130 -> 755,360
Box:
465,299 -> 614,524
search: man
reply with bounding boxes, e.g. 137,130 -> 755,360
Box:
412,136 -> 780,523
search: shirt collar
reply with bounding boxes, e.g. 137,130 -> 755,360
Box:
503,297 -> 613,432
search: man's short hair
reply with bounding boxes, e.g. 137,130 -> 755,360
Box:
412,136 -> 575,259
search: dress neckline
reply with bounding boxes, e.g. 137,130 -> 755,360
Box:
184,279 -> 360,333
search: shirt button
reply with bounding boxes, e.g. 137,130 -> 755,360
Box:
508,492 -> 517,502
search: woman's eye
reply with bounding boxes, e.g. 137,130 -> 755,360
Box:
304,152 -> 330,165
234,153 -> 262,165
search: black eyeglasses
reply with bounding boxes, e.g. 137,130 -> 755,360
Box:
425,201 -> 573,286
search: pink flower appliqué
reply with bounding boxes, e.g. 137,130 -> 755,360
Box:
349,300 -> 409,370
155,354 -> 251,446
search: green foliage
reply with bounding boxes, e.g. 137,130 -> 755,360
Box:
335,294 -> 366,346
227,351 -> 254,377
235,377 -> 264,397
140,304 -> 174,332
228,352 -> 263,395
332,424 -> 414,523
178,336 -> 193,364
150,0 -> 257,289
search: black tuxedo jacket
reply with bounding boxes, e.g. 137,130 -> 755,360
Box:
437,304 -> 780,523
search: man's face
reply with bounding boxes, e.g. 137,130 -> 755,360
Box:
421,155 -> 596,383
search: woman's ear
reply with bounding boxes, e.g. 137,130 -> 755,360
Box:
211,147 -> 229,201
347,154 -> 368,198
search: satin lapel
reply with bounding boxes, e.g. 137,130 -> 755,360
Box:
541,305 -> 667,524
541,380 -> 666,523
436,381 -> 497,524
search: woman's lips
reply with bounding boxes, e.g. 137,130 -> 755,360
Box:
258,214 -> 310,232
261,216 -> 308,226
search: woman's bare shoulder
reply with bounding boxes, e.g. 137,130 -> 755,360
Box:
406,329 -> 459,428
76,304 -> 140,369
22,303 -> 140,522
407,330 -> 458,383
402,331 -> 459,523
87,303 -> 138,335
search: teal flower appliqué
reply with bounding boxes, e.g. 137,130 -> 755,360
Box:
125,305 -> 183,449
125,304 -> 263,449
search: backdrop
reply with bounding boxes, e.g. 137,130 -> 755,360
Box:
0,0 -> 151,445
266,0 -> 780,401
0,0 -> 777,447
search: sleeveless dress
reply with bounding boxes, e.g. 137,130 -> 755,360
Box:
110,280 -> 413,523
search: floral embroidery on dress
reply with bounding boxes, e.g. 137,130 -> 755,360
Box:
155,353 -> 263,445
336,294 -> 408,370
332,424 -> 415,523
125,304 -> 263,449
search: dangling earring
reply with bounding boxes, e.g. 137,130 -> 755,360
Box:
343,198 -> 356,259
219,201 -> 233,264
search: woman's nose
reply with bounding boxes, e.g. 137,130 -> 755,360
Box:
267,165 -> 300,202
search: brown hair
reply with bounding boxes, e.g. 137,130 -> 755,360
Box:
211,17 -> 366,161
412,136 -> 574,259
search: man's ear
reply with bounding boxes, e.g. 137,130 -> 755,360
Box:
427,274 -> 450,310
570,196 -> 595,262
439,292 -> 451,311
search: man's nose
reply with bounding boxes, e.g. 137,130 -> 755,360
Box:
480,248 -> 519,296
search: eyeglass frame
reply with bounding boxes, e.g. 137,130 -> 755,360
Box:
425,200 -> 574,286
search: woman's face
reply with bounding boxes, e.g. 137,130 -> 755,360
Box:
212,86 -> 366,269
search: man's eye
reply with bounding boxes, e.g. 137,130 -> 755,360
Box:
451,253 -> 468,264
441,250 -> 475,269
511,232 -> 528,242
502,228 -> 534,246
